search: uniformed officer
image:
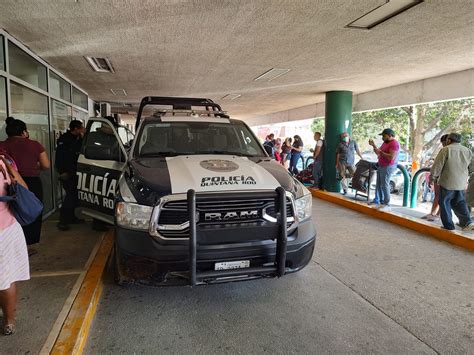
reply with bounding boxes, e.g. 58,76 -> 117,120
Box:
55,120 -> 85,231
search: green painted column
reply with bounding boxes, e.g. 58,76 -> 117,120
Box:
323,91 -> 353,192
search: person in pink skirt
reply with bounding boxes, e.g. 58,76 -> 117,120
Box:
0,154 -> 30,335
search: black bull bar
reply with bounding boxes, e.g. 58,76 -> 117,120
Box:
186,187 -> 288,286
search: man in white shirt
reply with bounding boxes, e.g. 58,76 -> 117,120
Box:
430,133 -> 473,230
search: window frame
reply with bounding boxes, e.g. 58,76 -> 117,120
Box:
49,70 -> 72,102
0,35 -> 5,72
8,40 -> 48,92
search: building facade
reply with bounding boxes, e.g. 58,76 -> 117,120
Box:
0,30 -> 90,216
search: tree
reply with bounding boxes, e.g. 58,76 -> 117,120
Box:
403,99 -> 473,165
352,108 -> 409,152
310,118 -> 325,134
351,98 -> 473,165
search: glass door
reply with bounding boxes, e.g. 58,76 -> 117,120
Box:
10,82 -> 54,214
51,99 -> 73,205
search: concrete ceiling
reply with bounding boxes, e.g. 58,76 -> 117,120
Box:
1,0 -> 473,121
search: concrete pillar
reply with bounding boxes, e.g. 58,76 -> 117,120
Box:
323,91 -> 353,192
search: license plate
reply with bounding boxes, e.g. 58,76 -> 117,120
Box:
215,260 -> 250,271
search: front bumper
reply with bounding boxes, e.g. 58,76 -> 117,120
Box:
115,218 -> 316,285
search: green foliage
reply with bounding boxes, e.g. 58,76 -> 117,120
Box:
351,98 -> 473,154
310,98 -> 472,158
434,99 -> 473,149
352,108 -> 409,151
311,118 -> 325,134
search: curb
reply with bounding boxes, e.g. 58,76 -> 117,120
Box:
311,189 -> 474,251
51,230 -> 114,354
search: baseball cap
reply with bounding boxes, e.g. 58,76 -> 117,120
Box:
379,128 -> 395,136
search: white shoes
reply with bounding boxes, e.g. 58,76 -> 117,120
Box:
461,223 -> 474,231
378,205 -> 392,212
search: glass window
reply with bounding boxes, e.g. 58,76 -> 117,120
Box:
52,99 -> 72,133
72,87 -> 88,109
10,81 -> 53,213
72,108 -> 88,123
0,35 -> 5,71
135,121 -> 265,158
117,125 -> 134,146
8,42 -> 47,91
0,76 -> 7,141
51,99 -> 73,205
84,121 -> 123,162
49,71 -> 71,102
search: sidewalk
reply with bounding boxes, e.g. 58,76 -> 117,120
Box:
0,214 -> 105,354
341,190 -> 474,239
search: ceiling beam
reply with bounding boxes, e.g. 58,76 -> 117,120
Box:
246,69 -> 474,126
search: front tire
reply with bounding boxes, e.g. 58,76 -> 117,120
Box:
113,244 -> 127,286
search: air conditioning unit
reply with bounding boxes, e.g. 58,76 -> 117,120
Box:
100,103 -> 111,117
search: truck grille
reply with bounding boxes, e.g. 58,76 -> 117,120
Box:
154,196 -> 295,239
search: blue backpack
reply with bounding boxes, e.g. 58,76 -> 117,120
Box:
0,182 -> 43,226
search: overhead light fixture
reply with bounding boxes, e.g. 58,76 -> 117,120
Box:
346,0 -> 423,30
254,68 -> 291,82
221,94 -> 242,101
85,56 -> 115,73
110,88 -> 127,96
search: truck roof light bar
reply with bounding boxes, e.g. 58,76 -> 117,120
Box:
151,109 -> 229,117
136,96 -> 229,130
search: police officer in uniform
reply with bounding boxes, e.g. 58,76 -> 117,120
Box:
55,120 -> 85,231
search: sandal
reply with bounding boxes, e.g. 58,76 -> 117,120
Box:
3,324 -> 15,335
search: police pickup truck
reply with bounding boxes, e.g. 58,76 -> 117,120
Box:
76,97 -> 316,285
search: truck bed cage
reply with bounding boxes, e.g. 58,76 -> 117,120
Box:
186,187 -> 288,286
136,96 -> 229,130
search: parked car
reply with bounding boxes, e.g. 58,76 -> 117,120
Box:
361,148 -> 411,167
369,170 -> 404,194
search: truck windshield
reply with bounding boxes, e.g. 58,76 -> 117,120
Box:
134,121 -> 266,158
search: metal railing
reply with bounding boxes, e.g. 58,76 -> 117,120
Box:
398,164 -> 411,208
410,167 -> 430,209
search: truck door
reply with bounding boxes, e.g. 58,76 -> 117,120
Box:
76,118 -> 128,224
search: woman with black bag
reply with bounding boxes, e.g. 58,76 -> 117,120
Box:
0,155 -> 30,335
0,117 -> 50,255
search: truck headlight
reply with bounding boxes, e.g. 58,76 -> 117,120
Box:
295,193 -> 312,221
116,202 -> 153,230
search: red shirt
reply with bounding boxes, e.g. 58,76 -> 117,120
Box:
378,139 -> 400,167
0,137 -> 45,177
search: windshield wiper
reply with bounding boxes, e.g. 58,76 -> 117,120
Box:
195,150 -> 256,157
139,152 -> 179,157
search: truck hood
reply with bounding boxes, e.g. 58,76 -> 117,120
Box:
127,155 -> 303,205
